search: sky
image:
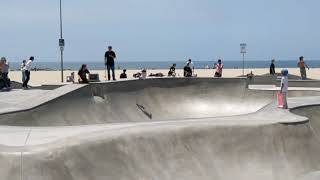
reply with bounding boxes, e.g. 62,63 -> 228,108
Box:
1,0 -> 320,62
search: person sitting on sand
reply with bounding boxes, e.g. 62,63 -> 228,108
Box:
168,64 -> 176,77
214,59 -> 224,77
78,64 -> 90,83
120,69 -> 127,79
298,56 -> 309,80
270,59 -> 276,75
140,69 -> 147,80
149,73 -> 164,77
247,71 -> 254,80
133,72 -> 142,78
184,64 -> 192,77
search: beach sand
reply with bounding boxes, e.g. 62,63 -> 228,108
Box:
7,68 -> 320,86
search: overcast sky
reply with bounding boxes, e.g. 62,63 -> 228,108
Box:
1,0 -> 320,62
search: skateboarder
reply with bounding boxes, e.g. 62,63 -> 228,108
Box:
280,69 -> 289,109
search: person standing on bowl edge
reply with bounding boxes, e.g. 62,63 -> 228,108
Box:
280,69 -> 289,109
298,56 -> 309,80
214,59 -> 224,77
270,59 -> 276,75
104,46 -> 117,81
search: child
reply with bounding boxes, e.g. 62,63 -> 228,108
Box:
280,69 -> 289,109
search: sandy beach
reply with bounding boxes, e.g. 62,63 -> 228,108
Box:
7,68 -> 320,86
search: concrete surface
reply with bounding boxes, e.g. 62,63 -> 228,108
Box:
0,78 -> 320,180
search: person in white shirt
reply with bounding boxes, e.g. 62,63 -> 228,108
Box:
183,59 -> 194,77
22,56 -> 34,89
280,69 -> 289,109
21,60 -> 26,82
186,59 -> 194,71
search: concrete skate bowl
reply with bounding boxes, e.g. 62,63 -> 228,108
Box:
1,78 -> 320,126
2,78 -> 320,180
12,104 -> 320,180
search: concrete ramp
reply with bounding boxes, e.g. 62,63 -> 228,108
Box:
16,111 -> 320,180
0,78 -> 320,180
2,78 -> 320,126
0,78 -> 275,126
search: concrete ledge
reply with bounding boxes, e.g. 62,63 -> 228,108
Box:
0,84 -> 87,115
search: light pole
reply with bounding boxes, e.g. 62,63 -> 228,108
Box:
59,0 -> 65,83
240,43 -> 247,76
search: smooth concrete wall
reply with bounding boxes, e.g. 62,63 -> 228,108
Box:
18,119 -> 320,180
2,78 -> 320,127
1,79 -> 320,180
0,78 -> 273,126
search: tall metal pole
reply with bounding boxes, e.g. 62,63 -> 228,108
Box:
59,0 -> 64,82
242,53 -> 244,76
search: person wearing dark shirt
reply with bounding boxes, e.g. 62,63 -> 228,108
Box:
184,64 -> 192,77
270,59 -> 276,75
104,46 -> 117,81
120,69 -> 127,79
78,64 -> 90,83
168,64 -> 176,77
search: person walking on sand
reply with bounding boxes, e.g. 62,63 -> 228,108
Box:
21,60 -> 27,82
280,69 -> 289,109
104,46 -> 117,81
23,56 -> 34,89
214,59 -> 224,77
270,59 -> 276,75
298,56 -> 309,80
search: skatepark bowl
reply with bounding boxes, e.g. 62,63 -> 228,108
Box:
1,78 -> 320,180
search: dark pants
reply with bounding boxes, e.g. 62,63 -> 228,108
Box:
2,73 -> 10,88
23,70 -> 30,87
79,76 -> 88,83
107,64 -> 115,80
214,72 -> 222,77
300,67 -> 307,80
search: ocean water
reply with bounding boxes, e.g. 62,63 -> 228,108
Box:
7,60 -> 320,71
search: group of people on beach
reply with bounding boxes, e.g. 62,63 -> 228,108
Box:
0,56 -> 34,90
269,57 -> 308,109
78,46 -> 117,83
269,56 -> 309,80
0,41 -> 312,95
167,59 -> 224,78
69,46 -> 311,85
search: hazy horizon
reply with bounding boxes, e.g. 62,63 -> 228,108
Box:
1,0 -> 320,62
